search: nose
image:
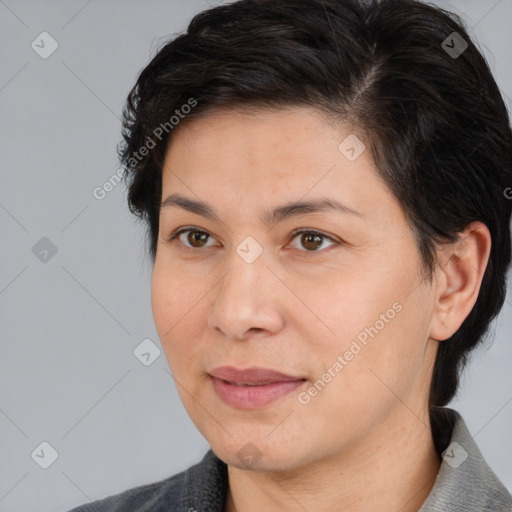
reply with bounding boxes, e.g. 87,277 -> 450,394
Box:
207,243 -> 284,341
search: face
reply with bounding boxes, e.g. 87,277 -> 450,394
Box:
151,107 -> 439,471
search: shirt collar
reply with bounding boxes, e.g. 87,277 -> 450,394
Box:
419,406 -> 512,511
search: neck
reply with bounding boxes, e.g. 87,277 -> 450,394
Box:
225,408 -> 442,512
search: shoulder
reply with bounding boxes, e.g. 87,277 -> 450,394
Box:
67,449 -> 228,512
420,407 -> 512,512
67,467 -> 187,512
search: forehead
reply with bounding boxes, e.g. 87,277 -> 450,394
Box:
163,106 -> 371,183
160,106 -> 401,230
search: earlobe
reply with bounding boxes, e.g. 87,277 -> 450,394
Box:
429,221 -> 491,342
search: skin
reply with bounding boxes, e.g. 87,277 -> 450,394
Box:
151,107 -> 491,512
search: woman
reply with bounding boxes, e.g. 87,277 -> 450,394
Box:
69,0 -> 512,510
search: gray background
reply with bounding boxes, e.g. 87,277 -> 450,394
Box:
0,0 -> 511,510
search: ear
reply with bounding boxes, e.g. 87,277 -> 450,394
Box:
429,221 -> 492,342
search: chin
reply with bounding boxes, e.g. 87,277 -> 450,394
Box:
209,435 -> 309,472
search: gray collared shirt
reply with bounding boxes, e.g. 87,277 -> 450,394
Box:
69,407 -> 512,511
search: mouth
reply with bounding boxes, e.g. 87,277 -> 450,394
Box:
222,381 -> 284,387
208,366 -> 307,409
209,365 -> 304,383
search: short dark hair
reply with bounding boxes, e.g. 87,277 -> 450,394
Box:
118,0 -> 512,409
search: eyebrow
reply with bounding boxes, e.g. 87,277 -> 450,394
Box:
160,193 -> 364,227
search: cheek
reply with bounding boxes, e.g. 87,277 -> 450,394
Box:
329,287 -> 432,410
151,265 -> 187,359
308,261 -> 426,379
151,263 -> 210,372
151,265 -> 172,337
151,261 -> 201,333
306,277 -> 393,346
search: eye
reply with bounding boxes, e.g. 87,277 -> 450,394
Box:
168,227 -> 217,249
288,229 -> 338,252
167,226 -> 339,252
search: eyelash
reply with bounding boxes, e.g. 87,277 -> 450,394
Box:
167,227 -> 339,253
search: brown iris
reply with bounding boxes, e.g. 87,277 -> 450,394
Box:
299,232 -> 323,251
186,230 -> 209,248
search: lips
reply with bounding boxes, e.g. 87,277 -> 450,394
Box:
209,366 -> 307,409
208,366 -> 304,385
